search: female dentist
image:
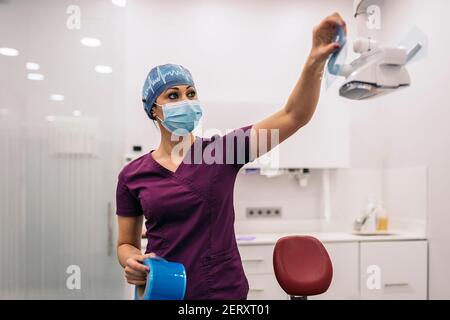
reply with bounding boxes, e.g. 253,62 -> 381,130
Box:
116,13 -> 347,300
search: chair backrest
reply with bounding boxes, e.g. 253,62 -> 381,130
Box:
273,236 -> 333,297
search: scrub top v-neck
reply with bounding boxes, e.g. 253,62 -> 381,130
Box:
116,125 -> 253,300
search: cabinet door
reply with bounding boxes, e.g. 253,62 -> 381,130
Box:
239,245 -> 275,275
310,242 -> 359,300
360,241 -> 428,300
273,103 -> 350,169
239,244 -> 287,300
246,274 -> 288,300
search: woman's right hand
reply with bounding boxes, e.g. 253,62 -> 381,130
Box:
124,252 -> 156,285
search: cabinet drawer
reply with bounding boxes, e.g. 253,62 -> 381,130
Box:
238,245 -> 274,274
360,241 -> 428,300
246,274 -> 288,300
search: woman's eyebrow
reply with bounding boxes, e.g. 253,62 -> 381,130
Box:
164,86 -> 194,93
165,87 -> 180,92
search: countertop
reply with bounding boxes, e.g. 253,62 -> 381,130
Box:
236,231 -> 427,246
141,231 -> 426,249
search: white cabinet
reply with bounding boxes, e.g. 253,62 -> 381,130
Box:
246,274 -> 288,300
265,103 -> 350,169
238,245 -> 288,300
239,240 -> 428,300
360,241 -> 428,300
239,244 -> 275,275
137,239 -> 427,300
310,242 -> 360,300
239,242 -> 359,300
202,101 -> 350,169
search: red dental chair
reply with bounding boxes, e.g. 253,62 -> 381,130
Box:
273,236 -> 333,300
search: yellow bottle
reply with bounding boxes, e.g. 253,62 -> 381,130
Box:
376,202 -> 389,232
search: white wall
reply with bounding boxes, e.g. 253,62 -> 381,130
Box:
123,0 -> 355,152
123,0 -> 363,223
374,0 -> 450,300
235,170 -> 325,221
121,0 -> 420,224
122,0 -> 398,225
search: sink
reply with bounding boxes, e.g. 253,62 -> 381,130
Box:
352,231 -> 396,236
236,236 -> 257,241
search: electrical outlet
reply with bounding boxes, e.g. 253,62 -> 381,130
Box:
246,207 -> 282,218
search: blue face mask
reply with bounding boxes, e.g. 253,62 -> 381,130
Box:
155,100 -> 203,136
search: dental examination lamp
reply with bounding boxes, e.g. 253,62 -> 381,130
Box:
328,0 -> 424,100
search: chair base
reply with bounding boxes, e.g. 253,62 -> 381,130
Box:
290,296 -> 308,300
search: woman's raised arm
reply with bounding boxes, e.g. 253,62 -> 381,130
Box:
252,12 -> 347,155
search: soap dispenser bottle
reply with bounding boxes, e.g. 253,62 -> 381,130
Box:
376,202 -> 389,232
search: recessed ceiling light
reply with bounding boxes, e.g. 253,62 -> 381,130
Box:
81,37 -> 102,48
45,116 -> 56,122
95,65 -> 113,74
50,94 -> 65,102
0,47 -> 19,57
112,0 -> 127,7
26,62 -> 40,70
27,73 -> 45,81
73,110 -> 82,117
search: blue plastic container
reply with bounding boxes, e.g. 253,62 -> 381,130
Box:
135,257 -> 187,300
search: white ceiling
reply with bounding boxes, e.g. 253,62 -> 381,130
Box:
0,0 -> 126,122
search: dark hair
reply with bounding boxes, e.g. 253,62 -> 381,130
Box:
149,104 -> 157,120
150,104 -> 158,128
142,98 -> 159,128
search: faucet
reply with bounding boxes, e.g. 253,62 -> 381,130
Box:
353,206 -> 377,232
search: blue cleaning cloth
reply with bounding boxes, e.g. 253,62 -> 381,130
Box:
142,64 -> 195,119
325,26 -> 348,90
327,26 -> 347,76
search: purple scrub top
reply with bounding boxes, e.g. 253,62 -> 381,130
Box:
116,126 -> 254,300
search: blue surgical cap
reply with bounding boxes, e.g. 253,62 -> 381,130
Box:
142,64 -> 195,119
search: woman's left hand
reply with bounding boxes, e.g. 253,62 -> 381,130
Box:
309,12 -> 347,65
